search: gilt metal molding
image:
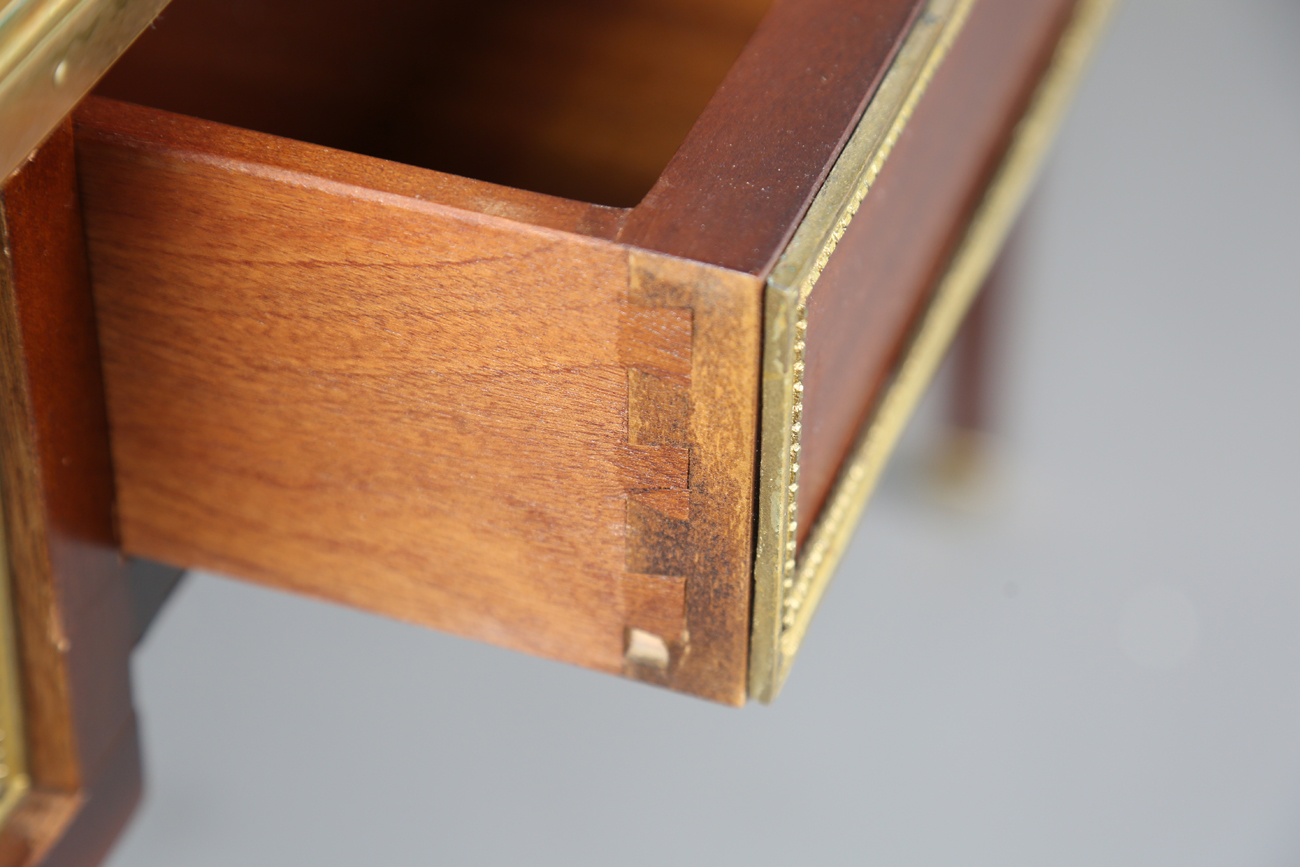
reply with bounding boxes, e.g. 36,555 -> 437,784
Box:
0,216 -> 30,824
751,0 -> 1118,702
0,0 -> 171,183
0,512 -> 29,826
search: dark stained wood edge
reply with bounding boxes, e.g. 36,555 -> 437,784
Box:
619,0 -> 926,276
1,119 -> 143,863
76,97 -> 628,242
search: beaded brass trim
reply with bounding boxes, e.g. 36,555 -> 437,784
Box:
749,0 -> 973,703
750,0 -> 1117,701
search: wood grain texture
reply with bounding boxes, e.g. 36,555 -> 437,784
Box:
796,0 -> 1079,541
0,120 -> 143,864
78,101 -> 761,703
623,252 -> 760,698
75,99 -> 623,240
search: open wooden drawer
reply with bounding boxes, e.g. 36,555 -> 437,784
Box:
1,10 -> 1113,812
71,0 -> 1109,707
0,0 -> 1115,858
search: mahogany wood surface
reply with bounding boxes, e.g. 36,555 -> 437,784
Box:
96,0 -> 926,276
72,94 -> 624,240
77,100 -> 761,704
619,0 -> 924,275
96,0 -> 773,208
0,121 -> 143,865
796,0 -> 1079,541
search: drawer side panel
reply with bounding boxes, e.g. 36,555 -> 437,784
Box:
76,107 -> 760,704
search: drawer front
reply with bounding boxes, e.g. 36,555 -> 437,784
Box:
750,0 -> 1115,699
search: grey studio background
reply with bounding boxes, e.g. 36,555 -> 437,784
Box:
104,0 -> 1300,864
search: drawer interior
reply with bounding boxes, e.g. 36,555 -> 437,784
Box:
93,0 -> 772,208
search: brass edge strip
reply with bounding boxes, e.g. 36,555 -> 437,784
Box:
0,211 -> 31,824
0,504 -> 30,825
0,0 -> 171,183
750,0 -> 972,702
757,0 -> 1119,699
748,277 -> 798,698
767,0 -> 974,304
